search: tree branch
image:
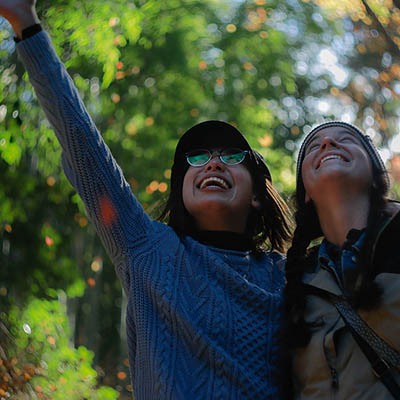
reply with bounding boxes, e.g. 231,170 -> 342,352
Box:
361,0 -> 400,58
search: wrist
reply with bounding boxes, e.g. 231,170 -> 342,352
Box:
14,24 -> 42,43
10,8 -> 40,39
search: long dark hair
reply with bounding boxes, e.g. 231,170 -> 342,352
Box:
285,167 -> 389,348
158,154 -> 292,253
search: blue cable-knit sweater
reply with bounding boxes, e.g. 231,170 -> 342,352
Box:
17,31 -> 287,400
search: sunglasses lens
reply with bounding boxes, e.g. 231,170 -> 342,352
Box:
186,148 -> 247,166
186,150 -> 210,166
220,148 -> 246,165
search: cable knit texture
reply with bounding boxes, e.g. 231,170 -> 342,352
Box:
17,31 -> 287,400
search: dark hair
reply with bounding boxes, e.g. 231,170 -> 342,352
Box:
158,154 -> 292,253
285,132 -> 389,348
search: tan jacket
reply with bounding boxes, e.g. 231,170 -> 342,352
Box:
293,205 -> 400,400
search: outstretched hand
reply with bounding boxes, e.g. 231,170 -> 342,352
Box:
0,0 -> 39,38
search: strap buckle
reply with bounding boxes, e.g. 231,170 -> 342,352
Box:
372,358 -> 391,378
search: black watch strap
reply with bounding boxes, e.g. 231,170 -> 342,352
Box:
14,24 -> 42,43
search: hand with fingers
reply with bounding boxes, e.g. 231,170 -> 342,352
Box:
0,0 -> 39,38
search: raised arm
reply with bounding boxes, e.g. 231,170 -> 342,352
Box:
0,1 -> 155,291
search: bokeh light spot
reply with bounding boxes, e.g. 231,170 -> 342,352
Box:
145,117 -> 154,127
125,122 -> 137,135
258,134 -> 273,147
87,278 -> 96,287
111,93 -> 120,103
109,17 -> 120,27
23,323 -> 31,334
159,182 -> 168,193
46,176 -> 56,186
47,336 -> 56,345
116,71 -> 125,80
117,371 -> 127,380
149,181 -> 159,191
243,62 -> 253,71
99,196 -> 117,227
91,256 -> 103,272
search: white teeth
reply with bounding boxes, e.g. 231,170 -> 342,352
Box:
200,177 -> 229,189
320,154 -> 345,166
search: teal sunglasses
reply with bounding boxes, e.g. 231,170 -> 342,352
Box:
185,148 -> 249,167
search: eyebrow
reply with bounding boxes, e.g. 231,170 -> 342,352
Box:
305,135 -> 319,149
305,129 -> 357,150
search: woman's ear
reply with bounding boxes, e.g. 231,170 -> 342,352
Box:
251,195 -> 261,210
305,192 -> 311,203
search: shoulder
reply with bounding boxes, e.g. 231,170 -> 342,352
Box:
374,201 -> 400,263
377,200 -> 400,241
385,200 -> 400,217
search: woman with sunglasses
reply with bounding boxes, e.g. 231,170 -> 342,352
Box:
285,121 -> 400,399
3,1 -> 292,398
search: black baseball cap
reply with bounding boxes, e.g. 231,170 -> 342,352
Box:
173,120 -> 272,181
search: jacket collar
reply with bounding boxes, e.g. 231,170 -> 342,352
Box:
306,266 -> 343,296
305,200 -> 400,296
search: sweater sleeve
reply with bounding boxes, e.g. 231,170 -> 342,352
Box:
16,31 -> 154,291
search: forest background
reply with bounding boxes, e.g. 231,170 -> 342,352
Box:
1,0 -> 400,398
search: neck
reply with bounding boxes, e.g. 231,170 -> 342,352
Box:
196,221 -> 246,233
191,230 -> 253,251
313,191 -> 370,247
194,211 -> 248,233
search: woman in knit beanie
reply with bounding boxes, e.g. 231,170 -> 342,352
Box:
285,121 -> 400,399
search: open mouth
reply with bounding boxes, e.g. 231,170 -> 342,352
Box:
199,176 -> 230,190
317,154 -> 348,169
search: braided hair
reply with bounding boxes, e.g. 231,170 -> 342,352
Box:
284,201 -> 322,347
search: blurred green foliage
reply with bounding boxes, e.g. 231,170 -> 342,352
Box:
1,297 -> 118,399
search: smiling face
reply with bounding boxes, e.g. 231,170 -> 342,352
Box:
182,148 -> 260,232
301,126 -> 374,203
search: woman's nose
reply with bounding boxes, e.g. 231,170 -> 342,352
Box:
204,153 -> 225,171
320,136 -> 338,150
